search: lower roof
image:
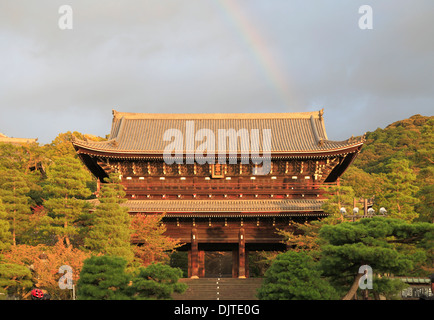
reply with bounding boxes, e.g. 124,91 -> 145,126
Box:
89,198 -> 326,217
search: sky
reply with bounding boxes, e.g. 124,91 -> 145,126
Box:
0,0 -> 433,145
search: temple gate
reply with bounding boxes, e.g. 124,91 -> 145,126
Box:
73,109 -> 364,278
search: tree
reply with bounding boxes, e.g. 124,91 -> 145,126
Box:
45,131 -> 106,160
321,184 -> 357,221
382,159 -> 419,221
0,199 -> 12,252
31,239 -> 91,300
77,255 -> 187,300
131,213 -> 181,266
277,218 -> 339,258
85,175 -> 134,263
0,142 -> 30,171
340,166 -> 386,204
257,251 -> 339,300
127,263 -> 187,300
415,167 -> 434,223
0,168 -> 32,245
319,217 -> 434,299
76,255 -> 131,300
43,156 -> 92,247
0,263 -> 33,299
1,239 -> 91,300
351,115 -> 433,222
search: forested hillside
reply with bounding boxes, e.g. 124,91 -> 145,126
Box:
337,114 -> 433,222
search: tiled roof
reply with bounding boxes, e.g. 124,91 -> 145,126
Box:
0,136 -> 37,144
88,198 -> 324,215
102,199 -> 325,216
73,109 -> 364,155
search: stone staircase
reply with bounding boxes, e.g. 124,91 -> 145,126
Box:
172,278 -> 263,300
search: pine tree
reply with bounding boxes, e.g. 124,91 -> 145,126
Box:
127,263 -> 187,300
257,251 -> 339,300
76,255 -> 131,300
319,217 -> 433,299
85,175 -> 134,263
382,159 -> 419,221
43,156 -> 92,247
321,184 -> 357,221
0,168 -> 31,245
0,263 -> 33,299
77,256 -> 187,300
415,167 -> 434,222
0,199 -> 12,252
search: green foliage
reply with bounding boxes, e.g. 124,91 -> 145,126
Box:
127,263 -> 187,300
77,255 -> 187,300
356,115 -> 433,173
340,166 -> 382,200
0,200 -> 12,252
321,185 -> 356,217
43,155 -> 92,200
0,169 -> 32,245
372,276 -> 409,300
45,131 -> 106,160
348,114 -> 434,222
0,263 -> 33,299
76,255 -> 131,300
0,142 -> 34,171
318,217 -> 434,298
257,251 -> 339,300
415,167 -> 434,222
381,159 -> 419,221
42,156 -> 93,247
85,175 -> 134,263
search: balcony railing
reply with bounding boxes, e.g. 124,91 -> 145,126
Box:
121,180 -> 336,195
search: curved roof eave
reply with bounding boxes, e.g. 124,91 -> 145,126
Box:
72,139 -> 364,157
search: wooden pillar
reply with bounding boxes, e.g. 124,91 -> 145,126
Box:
238,228 -> 246,278
198,250 -> 205,278
190,228 -> 199,279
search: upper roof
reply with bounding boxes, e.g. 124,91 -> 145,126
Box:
72,109 -> 364,156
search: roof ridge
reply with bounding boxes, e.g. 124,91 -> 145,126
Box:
112,109 -> 324,120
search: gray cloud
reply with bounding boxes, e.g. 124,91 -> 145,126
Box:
0,0 -> 433,144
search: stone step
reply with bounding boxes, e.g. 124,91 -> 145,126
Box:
172,278 -> 263,300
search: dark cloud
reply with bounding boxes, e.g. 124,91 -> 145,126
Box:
0,0 -> 433,144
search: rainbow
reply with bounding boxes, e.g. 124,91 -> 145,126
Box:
213,0 -> 294,107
